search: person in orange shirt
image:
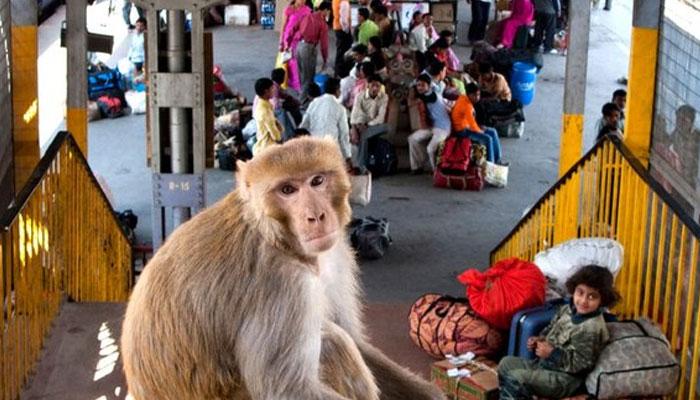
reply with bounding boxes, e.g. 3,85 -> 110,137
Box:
332,0 -> 352,76
447,83 -> 504,164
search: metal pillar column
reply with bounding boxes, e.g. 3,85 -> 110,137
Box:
625,0 -> 662,167
167,10 -> 191,226
10,0 -> 39,189
66,0 -> 88,154
558,0 -> 591,177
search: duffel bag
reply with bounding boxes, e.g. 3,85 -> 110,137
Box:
349,217 -> 391,259
586,319 -> 680,399
437,136 -> 472,175
408,294 -> 503,359
433,165 -> 484,191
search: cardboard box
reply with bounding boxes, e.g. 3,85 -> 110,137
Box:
431,3 -> 454,23
225,5 -> 250,26
431,359 -> 499,400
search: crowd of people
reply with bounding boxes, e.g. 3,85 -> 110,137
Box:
247,0 -> 517,177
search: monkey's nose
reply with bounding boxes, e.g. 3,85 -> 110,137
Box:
307,212 -> 325,223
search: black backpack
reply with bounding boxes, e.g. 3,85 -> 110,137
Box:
367,138 -> 398,177
349,217 -> 392,260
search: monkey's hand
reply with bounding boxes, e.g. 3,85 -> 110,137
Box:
321,323 -> 381,400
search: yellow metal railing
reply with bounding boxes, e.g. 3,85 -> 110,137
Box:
0,131 -> 132,400
491,136 -> 700,398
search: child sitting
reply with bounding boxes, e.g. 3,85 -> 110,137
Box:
498,265 -> 620,400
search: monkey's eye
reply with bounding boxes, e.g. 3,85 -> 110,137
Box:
310,175 -> 325,187
280,184 -> 297,195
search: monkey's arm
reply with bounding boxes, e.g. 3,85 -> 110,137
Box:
235,270 -> 355,400
357,342 -> 447,400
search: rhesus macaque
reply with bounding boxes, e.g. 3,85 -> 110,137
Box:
121,137 -> 445,400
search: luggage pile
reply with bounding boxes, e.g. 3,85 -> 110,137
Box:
87,63 -> 127,121
409,239 -> 680,399
432,136 -> 484,191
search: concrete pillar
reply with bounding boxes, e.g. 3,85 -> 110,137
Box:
66,0 -> 88,154
558,0 -> 591,177
10,0 -> 39,189
625,0 -> 662,167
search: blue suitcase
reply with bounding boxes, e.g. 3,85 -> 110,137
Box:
507,298 -> 617,360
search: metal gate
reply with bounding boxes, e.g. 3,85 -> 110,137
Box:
0,0 -> 13,210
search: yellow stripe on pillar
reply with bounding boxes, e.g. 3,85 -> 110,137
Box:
625,27 -> 659,167
67,108 -> 88,154
558,114 -> 584,177
11,25 -> 40,189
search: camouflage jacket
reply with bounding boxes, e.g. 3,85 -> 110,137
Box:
538,302 -> 609,376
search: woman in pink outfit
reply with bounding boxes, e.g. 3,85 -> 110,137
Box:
279,0 -> 311,91
498,0 -> 534,49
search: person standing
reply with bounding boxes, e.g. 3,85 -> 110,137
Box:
279,0 -> 312,92
357,8 -> 380,46
287,1 -> 332,102
300,78 -> 353,170
333,0 -> 353,77
497,0 -> 534,49
531,0 -> 560,53
122,1 -> 145,30
467,0 -> 491,42
128,18 -> 147,74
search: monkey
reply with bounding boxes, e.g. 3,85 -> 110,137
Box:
121,136 -> 446,400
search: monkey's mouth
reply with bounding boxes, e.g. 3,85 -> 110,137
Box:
304,231 -> 337,243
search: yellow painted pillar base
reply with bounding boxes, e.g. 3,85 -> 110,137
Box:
11,25 -> 40,189
67,108 -> 88,155
558,114 -> 584,177
625,27 -> 659,168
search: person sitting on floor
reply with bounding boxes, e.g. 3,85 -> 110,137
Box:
367,36 -> 388,77
252,78 -> 283,155
596,102 -> 623,142
271,68 -> 303,141
447,83 -> 504,165
342,61 -> 376,109
299,78 -> 353,171
408,74 -> 452,174
350,74 -> 389,169
439,30 -> 461,73
478,62 -> 512,102
425,60 -> 448,96
498,265 -> 619,400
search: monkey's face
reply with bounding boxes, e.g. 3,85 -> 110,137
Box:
237,137 -> 352,258
272,172 -> 342,255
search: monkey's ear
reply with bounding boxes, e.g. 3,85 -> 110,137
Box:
235,160 -> 251,200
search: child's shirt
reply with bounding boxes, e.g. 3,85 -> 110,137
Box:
538,301 -> 609,375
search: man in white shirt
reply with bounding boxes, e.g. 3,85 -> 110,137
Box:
350,75 -> 388,168
128,18 -> 147,73
300,78 -> 353,170
409,13 -> 437,53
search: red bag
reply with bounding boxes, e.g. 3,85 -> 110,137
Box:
457,258 -> 546,330
408,294 -> 503,358
438,137 -> 472,174
433,165 -> 484,191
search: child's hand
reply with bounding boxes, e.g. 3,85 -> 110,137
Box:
535,340 -> 555,359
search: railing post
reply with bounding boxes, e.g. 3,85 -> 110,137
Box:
625,0 -> 662,167
558,0 -> 590,178
66,0 -> 88,155
10,0 -> 40,190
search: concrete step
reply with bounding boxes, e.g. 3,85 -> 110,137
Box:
20,302 -> 433,398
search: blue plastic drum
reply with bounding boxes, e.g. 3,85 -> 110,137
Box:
511,62 -> 537,106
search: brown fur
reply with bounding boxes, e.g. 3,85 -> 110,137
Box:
121,137 -> 445,400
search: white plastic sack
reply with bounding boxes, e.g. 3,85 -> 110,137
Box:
484,161 -> 508,188
125,90 -> 147,114
534,238 -> 623,296
118,58 -> 135,77
349,173 -> 372,206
